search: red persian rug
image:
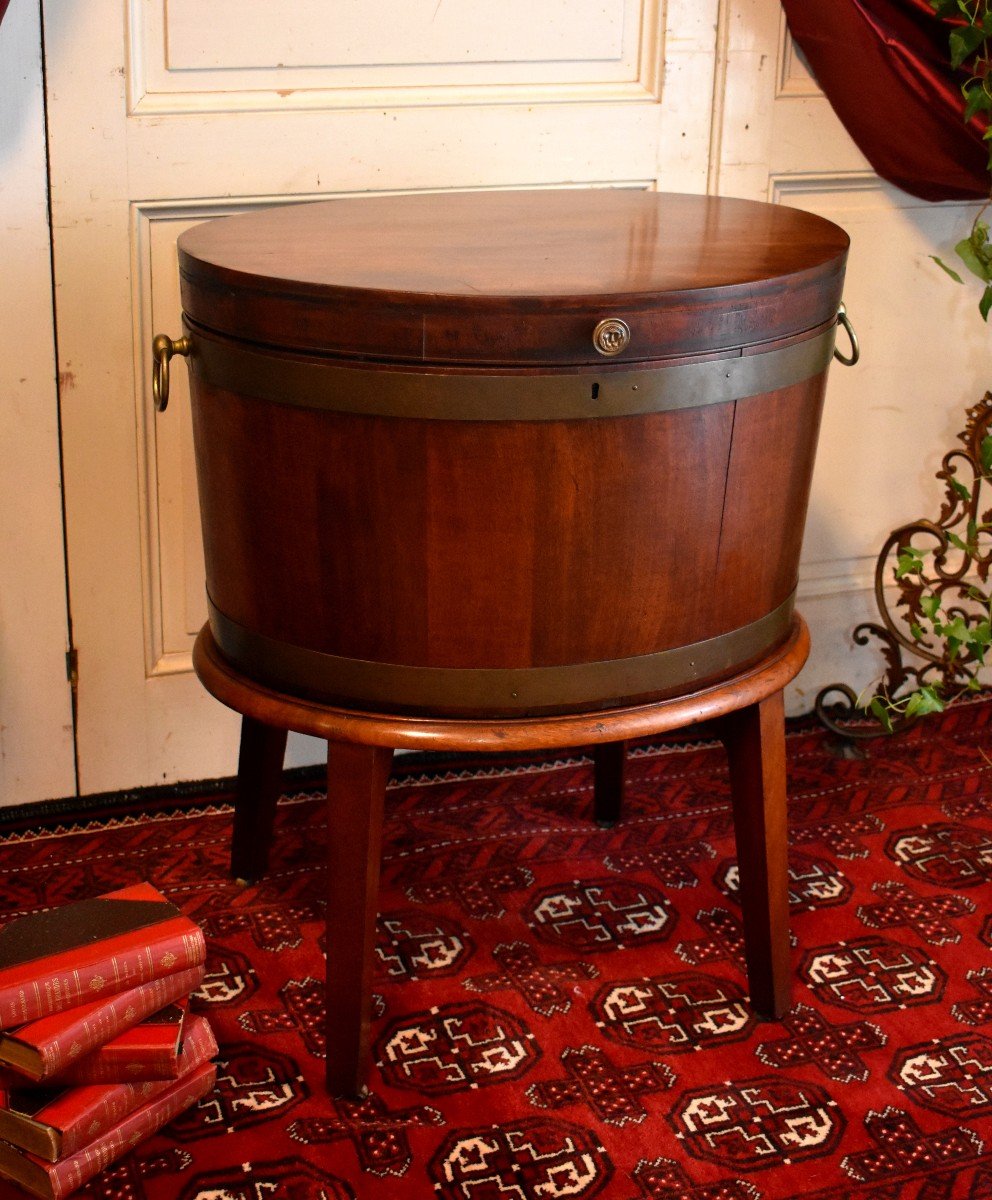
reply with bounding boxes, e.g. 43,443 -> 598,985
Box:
2,699 -> 992,1199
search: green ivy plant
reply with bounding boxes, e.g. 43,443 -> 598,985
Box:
930,0 -> 992,318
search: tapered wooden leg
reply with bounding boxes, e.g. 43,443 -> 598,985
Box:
593,741 -> 627,828
230,717 -> 288,883
717,691 -> 791,1018
324,739 -> 393,1097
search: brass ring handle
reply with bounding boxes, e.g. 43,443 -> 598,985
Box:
152,333 -> 191,413
833,302 -> 860,367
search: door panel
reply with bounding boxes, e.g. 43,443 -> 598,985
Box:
145,0 -> 640,87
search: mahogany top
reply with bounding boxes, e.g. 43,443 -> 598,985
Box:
178,189 -> 849,365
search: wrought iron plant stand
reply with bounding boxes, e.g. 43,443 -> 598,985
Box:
815,392 -> 992,739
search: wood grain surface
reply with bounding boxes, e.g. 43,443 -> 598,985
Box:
182,188 -> 844,715
179,189 -> 849,364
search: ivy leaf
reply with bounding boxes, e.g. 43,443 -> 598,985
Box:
980,284 -> 992,321
914,686 -> 946,715
955,237 -> 992,281
896,547 -> 925,577
956,233 -> 992,282
869,697 -> 894,733
929,0 -> 960,14
950,475 -> 973,502
964,83 -> 992,121
942,618 -> 971,665
947,530 -> 970,551
950,24 -> 989,69
932,255 -> 965,284
921,593 -> 942,620
943,615 -> 970,639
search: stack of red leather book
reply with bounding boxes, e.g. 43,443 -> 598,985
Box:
0,883 -> 216,1199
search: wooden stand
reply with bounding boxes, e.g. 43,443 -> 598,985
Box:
194,616 -> 808,1097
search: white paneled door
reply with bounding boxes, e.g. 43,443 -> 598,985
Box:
44,0 -> 719,793
46,0 -> 976,794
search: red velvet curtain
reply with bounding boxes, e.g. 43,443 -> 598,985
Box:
0,1 -> 10,27
781,0 -> 988,201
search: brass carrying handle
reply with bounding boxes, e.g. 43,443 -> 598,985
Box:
833,302 -> 860,366
152,333 -> 191,413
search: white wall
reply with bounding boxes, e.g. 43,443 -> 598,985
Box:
0,0 -> 75,803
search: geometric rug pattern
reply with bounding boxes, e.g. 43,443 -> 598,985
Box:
1,698 -> 992,1197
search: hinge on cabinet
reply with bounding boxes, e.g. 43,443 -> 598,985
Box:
65,646 -> 79,692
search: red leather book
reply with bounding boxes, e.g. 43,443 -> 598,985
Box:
54,1000 -> 189,1085
0,1014 -> 216,1162
0,965 -> 203,1081
0,882 -> 206,1030
0,1059 -> 216,1198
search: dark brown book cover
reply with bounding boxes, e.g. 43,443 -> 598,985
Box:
0,966 -> 203,1081
0,883 -> 206,1030
0,1014 -> 217,1161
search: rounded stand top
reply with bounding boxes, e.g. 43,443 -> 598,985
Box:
178,190 -> 849,365
192,616 -> 810,753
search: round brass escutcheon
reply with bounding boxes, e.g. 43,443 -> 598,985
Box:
592,318 -> 631,357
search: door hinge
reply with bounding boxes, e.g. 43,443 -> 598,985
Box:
66,646 -> 79,691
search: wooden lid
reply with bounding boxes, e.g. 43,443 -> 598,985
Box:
178,189 -> 849,366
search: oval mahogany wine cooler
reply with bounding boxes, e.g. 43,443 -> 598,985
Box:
154,188 -> 854,1095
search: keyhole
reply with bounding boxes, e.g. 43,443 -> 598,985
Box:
591,383 -> 600,400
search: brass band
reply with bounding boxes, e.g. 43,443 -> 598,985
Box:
207,591 -> 796,714
185,320 -> 835,422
